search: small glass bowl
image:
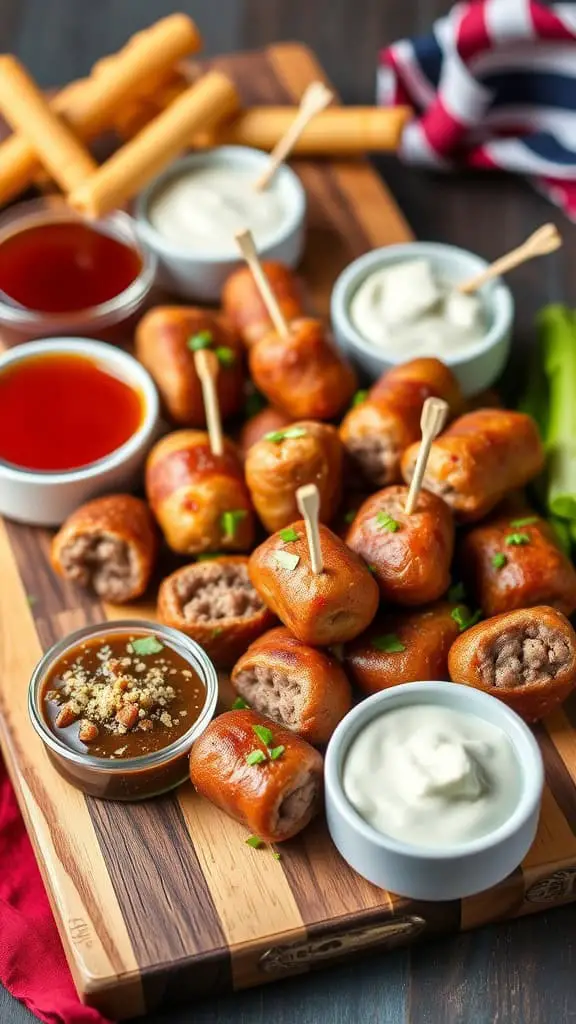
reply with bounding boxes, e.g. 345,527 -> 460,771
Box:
0,197 -> 157,347
29,620 -> 218,801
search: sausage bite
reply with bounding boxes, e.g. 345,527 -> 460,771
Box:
146,430 -> 254,555
339,358 -> 463,487
461,509 -> 576,618
249,318 -> 357,421
157,557 -> 275,669
51,494 -> 157,603
189,709 -> 324,842
249,521 -> 379,646
222,261 -> 304,349
448,606 -> 576,722
135,307 -> 244,427
245,421 -> 344,534
239,406 -> 293,459
346,485 -> 454,606
231,627 -> 352,744
344,601 -> 464,696
401,409 -> 545,523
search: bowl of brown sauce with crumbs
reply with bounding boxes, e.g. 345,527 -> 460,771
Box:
29,621 -> 218,800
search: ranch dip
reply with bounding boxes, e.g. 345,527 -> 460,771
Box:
349,258 -> 486,359
343,704 -> 521,848
148,166 -> 287,254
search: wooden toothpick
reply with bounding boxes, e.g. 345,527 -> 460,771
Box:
235,228 -> 291,339
296,483 -> 323,574
458,223 -> 562,294
404,398 -> 449,515
194,349 -> 223,456
254,80 -> 333,191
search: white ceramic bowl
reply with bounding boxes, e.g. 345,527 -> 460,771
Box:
330,242 -> 514,396
0,338 -> 160,526
135,146 -> 307,302
325,681 -> 543,902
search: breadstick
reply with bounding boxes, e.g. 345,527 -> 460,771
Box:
215,106 -> 411,154
0,57 -> 97,194
0,14 -> 201,206
69,71 -> 240,218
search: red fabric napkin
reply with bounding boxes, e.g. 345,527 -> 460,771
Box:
0,756 -> 113,1024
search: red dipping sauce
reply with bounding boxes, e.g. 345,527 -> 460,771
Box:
0,353 -> 143,472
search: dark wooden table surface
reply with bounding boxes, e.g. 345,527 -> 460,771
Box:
1,1 -> 575,1022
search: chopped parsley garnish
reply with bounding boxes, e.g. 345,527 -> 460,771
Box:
279,527 -> 300,543
343,510 -> 357,525
491,552 -> 507,570
245,835 -> 264,848
211,627 -> 224,639
367,564 -> 376,574
376,511 -> 399,532
232,697 -> 250,710
268,745 -> 285,760
252,724 -> 274,746
187,330 -> 213,351
371,634 -> 406,653
451,606 -> 482,632
448,582 -> 466,603
131,636 -> 164,656
509,516 -> 538,528
221,509 -> 247,541
352,389 -> 368,407
505,532 -> 530,546
273,550 -> 300,570
273,851 -> 282,860
215,345 -> 236,367
244,390 -> 266,418
264,426 -> 308,443
246,749 -> 267,766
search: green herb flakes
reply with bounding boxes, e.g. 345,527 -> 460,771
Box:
273,550 -> 300,570
509,516 -> 538,528
252,724 -> 274,747
264,426 -> 308,443
279,527 -> 300,543
246,749 -> 267,766
221,509 -> 247,541
505,532 -> 530,547
372,634 -> 406,653
131,636 -> 164,656
215,346 -> 236,367
451,607 -> 482,632
245,835 -> 263,848
187,330 -> 213,352
273,851 -> 282,860
268,745 -> 285,760
448,582 -> 466,603
491,553 -> 507,570
352,389 -> 368,408
211,627 -> 224,639
376,511 -> 399,532
367,564 -> 376,574
232,697 -> 250,710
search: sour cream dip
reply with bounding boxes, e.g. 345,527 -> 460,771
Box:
343,704 -> 521,848
349,257 -> 486,359
148,165 -> 288,255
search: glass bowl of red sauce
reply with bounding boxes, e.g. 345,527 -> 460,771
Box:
0,197 -> 157,346
0,337 -> 159,525
29,620 -> 219,801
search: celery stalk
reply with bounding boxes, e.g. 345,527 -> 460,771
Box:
539,305 -> 576,519
518,333 -> 549,437
550,516 -> 572,556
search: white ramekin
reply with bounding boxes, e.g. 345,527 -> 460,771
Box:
330,242 -> 514,396
135,146 -> 307,302
0,337 -> 160,526
325,681 -> 543,902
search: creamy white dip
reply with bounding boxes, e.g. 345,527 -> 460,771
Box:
148,166 -> 288,254
349,258 -> 487,358
343,704 -> 521,848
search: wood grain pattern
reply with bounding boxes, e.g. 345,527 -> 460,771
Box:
0,41 -> 576,1022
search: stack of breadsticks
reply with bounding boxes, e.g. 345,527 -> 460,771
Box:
0,13 -> 410,218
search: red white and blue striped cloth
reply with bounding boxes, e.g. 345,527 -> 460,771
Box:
378,0 -> 576,218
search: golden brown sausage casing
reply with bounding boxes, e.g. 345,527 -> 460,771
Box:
231,627 -> 352,744
346,485 -> 454,605
461,510 -> 576,618
448,606 -> 576,721
245,421 -> 344,533
238,406 -> 293,459
344,602 -> 464,696
339,358 -> 463,487
222,262 -> 304,349
249,521 -> 379,646
135,307 -> 244,426
50,494 -> 157,602
249,318 -> 357,420
157,557 -> 276,668
189,709 -> 324,841
401,409 -> 545,523
146,430 -> 254,555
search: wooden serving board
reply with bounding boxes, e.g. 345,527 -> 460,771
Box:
2,41 -> 576,1021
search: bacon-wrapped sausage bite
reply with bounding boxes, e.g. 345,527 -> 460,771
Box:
346,485 -> 454,606
344,601 -> 464,696
231,627 -> 352,744
339,358 -> 463,487
249,522 -> 379,646
461,509 -> 576,618
135,307 -> 244,427
448,606 -> 576,722
401,409 -> 545,523
239,406 -> 293,459
189,709 -> 324,841
222,261 -> 304,349
157,557 -> 275,668
146,430 -> 254,555
245,421 -> 343,534
51,495 -> 157,603
250,318 -> 357,421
